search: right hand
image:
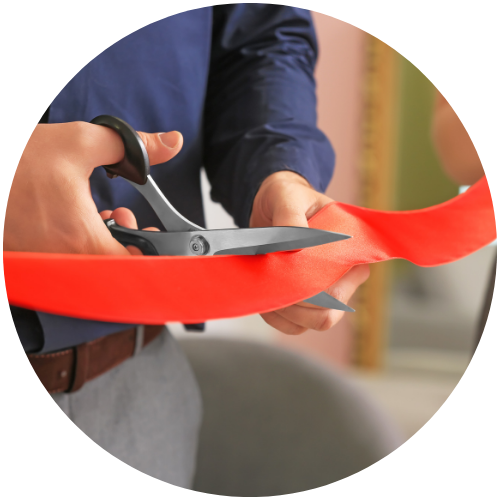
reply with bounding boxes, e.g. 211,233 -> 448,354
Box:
4,121 -> 183,255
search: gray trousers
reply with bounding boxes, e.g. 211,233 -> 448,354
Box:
52,328 -> 202,488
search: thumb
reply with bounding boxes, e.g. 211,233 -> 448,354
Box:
137,130 -> 183,166
82,122 -> 183,172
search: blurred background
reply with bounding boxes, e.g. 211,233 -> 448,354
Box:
171,12 -> 495,440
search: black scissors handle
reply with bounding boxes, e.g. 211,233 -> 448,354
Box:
92,115 -> 165,253
105,219 -> 159,256
93,116 -> 354,312
90,115 -> 150,185
93,115 -> 202,233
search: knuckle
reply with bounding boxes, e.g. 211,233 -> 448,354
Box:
315,311 -> 337,332
69,120 -> 90,136
261,314 -> 283,332
285,324 -> 307,335
325,286 -> 349,307
75,120 -> 96,141
262,314 -> 305,335
69,121 -> 110,163
261,312 -> 275,326
137,131 -> 150,150
359,264 -> 371,282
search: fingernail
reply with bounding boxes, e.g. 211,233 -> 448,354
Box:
159,131 -> 180,149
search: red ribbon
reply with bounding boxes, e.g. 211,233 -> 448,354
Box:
4,177 -> 496,324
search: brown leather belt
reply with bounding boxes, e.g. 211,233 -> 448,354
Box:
27,325 -> 164,394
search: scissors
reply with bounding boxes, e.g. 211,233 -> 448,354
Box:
92,115 -> 354,313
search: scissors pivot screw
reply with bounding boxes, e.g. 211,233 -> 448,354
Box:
190,235 -> 209,255
93,115 -> 354,312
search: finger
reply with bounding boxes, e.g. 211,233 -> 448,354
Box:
109,207 -> 138,229
274,304 -> 342,332
271,190 -> 332,227
275,264 -> 370,331
124,226 -> 160,255
108,208 -> 164,254
102,207 -> 140,254
81,122 -> 183,171
99,210 -> 160,233
111,210 -> 162,254
126,245 -> 144,256
99,210 -> 113,220
126,227 -> 159,255
321,264 -> 370,304
295,264 -> 371,310
137,130 -> 183,166
261,311 -> 308,335
266,183 -> 318,227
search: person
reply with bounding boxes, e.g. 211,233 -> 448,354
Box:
431,90 -> 500,352
432,92 -> 485,185
6,5 -> 369,487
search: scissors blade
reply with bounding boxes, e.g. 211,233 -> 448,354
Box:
303,292 -> 355,312
105,223 -> 351,256
208,227 -> 351,255
127,176 -> 203,232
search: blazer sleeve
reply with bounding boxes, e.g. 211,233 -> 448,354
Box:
12,305 -> 134,354
203,4 -> 335,228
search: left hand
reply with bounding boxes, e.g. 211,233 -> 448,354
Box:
250,171 -> 370,335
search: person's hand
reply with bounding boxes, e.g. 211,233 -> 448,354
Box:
4,122 -> 182,255
98,206 -> 159,256
432,92 -> 484,185
250,171 -> 370,335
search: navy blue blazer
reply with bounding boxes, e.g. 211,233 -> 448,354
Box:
14,4 -> 335,353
